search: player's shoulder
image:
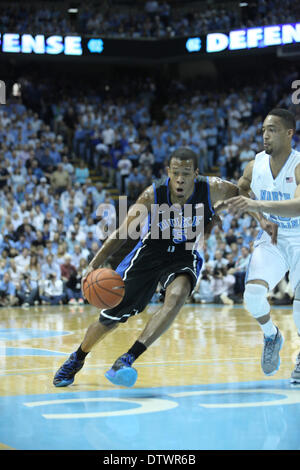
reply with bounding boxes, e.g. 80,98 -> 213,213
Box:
199,175 -> 224,193
292,150 -> 300,179
206,175 -> 222,186
195,175 -> 208,185
135,184 -> 155,208
254,150 -> 267,161
292,148 -> 300,162
248,150 -> 268,174
153,176 -> 168,189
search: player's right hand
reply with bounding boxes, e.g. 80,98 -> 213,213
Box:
259,218 -> 278,244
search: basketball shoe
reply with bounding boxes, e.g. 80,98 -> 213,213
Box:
261,327 -> 284,376
53,352 -> 85,387
290,351 -> 300,384
105,353 -> 137,387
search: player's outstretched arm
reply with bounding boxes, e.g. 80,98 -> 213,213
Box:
214,161 -> 278,243
208,176 -> 239,208
84,185 -> 155,275
203,177 -> 238,237
226,163 -> 300,218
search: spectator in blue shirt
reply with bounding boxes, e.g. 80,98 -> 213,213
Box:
0,235 -> 14,254
74,160 -> 90,185
0,259 -> 7,281
0,272 -> 18,307
40,148 -> 55,172
39,195 -> 53,215
85,231 -> 101,251
14,234 -> 31,252
15,273 -> 39,307
127,167 -> 146,201
41,253 -> 61,280
49,143 -> 61,166
34,142 -> 45,164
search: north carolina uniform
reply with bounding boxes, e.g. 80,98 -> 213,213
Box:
99,176 -> 215,326
246,149 -> 300,290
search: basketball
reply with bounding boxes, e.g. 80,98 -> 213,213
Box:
82,268 -> 125,309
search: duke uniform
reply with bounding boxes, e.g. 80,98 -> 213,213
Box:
99,176 -> 215,326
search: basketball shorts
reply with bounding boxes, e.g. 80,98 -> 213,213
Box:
99,242 -> 203,326
246,229 -> 300,292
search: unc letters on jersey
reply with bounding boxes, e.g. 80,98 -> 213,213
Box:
251,149 -> 300,230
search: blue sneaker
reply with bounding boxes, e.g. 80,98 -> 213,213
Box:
105,353 -> 137,387
53,352 -> 85,387
261,327 -> 284,376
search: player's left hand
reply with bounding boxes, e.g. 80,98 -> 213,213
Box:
223,196 -> 261,215
213,200 -> 227,213
204,213 -> 223,237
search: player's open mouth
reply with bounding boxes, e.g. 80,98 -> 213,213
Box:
176,188 -> 184,193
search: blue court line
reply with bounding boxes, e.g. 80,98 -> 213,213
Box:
2,378 -> 300,450
0,328 -> 72,341
0,347 -> 67,357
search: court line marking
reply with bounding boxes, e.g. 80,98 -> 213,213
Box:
24,397 -> 178,419
22,389 -> 300,417
0,346 -> 68,354
168,388 -> 300,408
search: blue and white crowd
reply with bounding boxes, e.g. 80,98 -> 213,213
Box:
1,0 -> 298,39
0,62 -> 299,307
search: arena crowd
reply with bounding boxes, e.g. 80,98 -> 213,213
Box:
0,60 -> 299,307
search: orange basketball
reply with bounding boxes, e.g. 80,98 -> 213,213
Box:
82,268 -> 125,309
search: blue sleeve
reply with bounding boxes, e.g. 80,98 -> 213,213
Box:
8,283 -> 15,295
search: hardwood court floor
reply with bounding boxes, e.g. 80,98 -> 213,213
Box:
1,303 -> 300,450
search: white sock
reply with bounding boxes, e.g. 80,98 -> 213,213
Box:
259,318 -> 277,338
293,300 -> 300,336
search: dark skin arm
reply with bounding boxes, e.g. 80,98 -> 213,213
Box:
235,160 -> 279,243
203,177 -> 239,236
85,178 -> 238,270
209,176 -> 239,204
81,185 -> 154,290
82,177 -> 239,290
226,162 -> 300,219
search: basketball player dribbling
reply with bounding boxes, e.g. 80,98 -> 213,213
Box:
53,147 -> 241,388
222,108 -> 300,383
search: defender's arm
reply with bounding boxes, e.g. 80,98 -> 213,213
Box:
227,163 -> 300,218
208,176 -> 239,206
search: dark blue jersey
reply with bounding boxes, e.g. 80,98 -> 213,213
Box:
140,175 -> 215,252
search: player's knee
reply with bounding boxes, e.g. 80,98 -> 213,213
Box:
243,283 -> 270,318
99,316 -> 120,330
164,287 -> 189,311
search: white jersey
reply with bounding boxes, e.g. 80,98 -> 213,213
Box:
251,149 -> 300,232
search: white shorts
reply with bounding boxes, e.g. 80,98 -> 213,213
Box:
246,229 -> 300,292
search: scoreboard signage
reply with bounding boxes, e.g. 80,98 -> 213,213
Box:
0,23 -> 299,59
